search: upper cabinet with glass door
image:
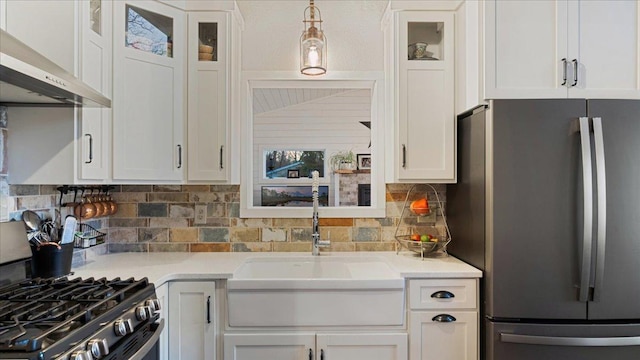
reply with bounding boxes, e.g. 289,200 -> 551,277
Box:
407,21 -> 444,62
187,12 -> 229,182
384,11 -> 455,183
78,0 -> 112,182
112,0 -> 185,181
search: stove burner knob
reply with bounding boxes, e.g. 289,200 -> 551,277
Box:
136,305 -> 153,321
114,319 -> 133,336
145,298 -> 161,312
88,338 -> 110,359
70,350 -> 92,360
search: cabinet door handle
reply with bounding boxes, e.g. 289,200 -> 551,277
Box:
320,349 -> 324,360
561,58 -> 568,86
402,144 -> 407,168
431,290 -> 455,299
206,295 -> 211,324
219,145 -> 224,170
572,59 -> 578,86
432,314 -> 457,322
309,348 -> 313,360
177,145 -> 182,169
84,134 -> 93,164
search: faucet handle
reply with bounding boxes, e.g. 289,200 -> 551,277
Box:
317,240 -> 330,247
319,231 -> 330,246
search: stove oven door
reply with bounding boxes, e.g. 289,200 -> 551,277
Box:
58,319 -> 164,360
121,319 -> 165,360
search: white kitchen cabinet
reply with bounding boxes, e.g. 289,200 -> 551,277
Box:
77,0 -> 112,181
224,333 -> 407,360
409,311 -> 477,360
408,279 -> 479,360
224,333 -> 315,360
384,10 -> 456,183
155,283 -> 168,360
2,0 -> 76,73
317,333 -> 408,360
168,281 -> 216,360
3,0 -> 78,185
112,0 -> 185,181
484,0 -> 640,99
186,12 -> 229,182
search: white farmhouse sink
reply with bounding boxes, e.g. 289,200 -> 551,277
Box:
227,256 -> 405,327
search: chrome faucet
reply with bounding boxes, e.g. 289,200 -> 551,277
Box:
311,171 -> 330,256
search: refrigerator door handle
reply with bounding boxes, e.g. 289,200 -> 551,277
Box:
500,333 -> 640,347
578,117 -> 594,302
592,117 -> 607,302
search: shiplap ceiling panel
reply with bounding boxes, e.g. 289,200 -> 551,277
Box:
253,88 -> 372,154
253,88 -> 355,114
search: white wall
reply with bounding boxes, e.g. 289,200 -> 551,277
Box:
237,0 -> 387,71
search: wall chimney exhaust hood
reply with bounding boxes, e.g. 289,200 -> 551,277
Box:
0,29 -> 111,107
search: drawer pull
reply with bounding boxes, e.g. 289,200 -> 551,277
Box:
432,314 -> 456,323
309,348 -> 313,360
431,290 -> 455,299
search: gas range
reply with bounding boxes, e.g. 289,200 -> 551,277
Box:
0,276 -> 162,360
0,222 -> 162,360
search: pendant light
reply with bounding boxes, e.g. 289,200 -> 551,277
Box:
300,0 -> 327,76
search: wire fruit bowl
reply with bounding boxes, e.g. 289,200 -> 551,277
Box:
394,184 -> 452,259
395,234 -> 449,256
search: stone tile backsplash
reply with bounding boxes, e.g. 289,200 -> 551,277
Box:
100,183 -> 445,253
3,183 -> 446,254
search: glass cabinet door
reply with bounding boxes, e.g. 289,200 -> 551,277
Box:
407,21 -> 444,61
90,0 -> 101,35
125,4 -> 173,57
197,22 -> 218,61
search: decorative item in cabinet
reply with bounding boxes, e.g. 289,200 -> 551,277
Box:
395,184 -> 451,259
74,223 -> 106,249
198,22 -> 217,61
407,21 -> 443,60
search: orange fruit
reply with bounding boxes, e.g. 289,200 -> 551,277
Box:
410,198 -> 429,215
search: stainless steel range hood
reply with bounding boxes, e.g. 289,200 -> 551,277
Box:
0,29 -> 111,107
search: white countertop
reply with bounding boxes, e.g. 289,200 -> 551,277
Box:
72,251 -> 482,286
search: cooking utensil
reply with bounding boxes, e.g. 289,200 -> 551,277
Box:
29,230 -> 51,245
60,216 -> 77,245
53,208 -> 61,229
93,194 -> 105,217
74,194 -> 96,219
22,210 -> 42,232
41,220 -> 58,242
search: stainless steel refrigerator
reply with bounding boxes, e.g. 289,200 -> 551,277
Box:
448,99 -> 640,360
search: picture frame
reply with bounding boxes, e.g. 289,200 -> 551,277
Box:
357,154 -> 372,170
287,169 -> 300,178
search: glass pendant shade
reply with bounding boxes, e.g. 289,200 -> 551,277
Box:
300,1 -> 326,75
